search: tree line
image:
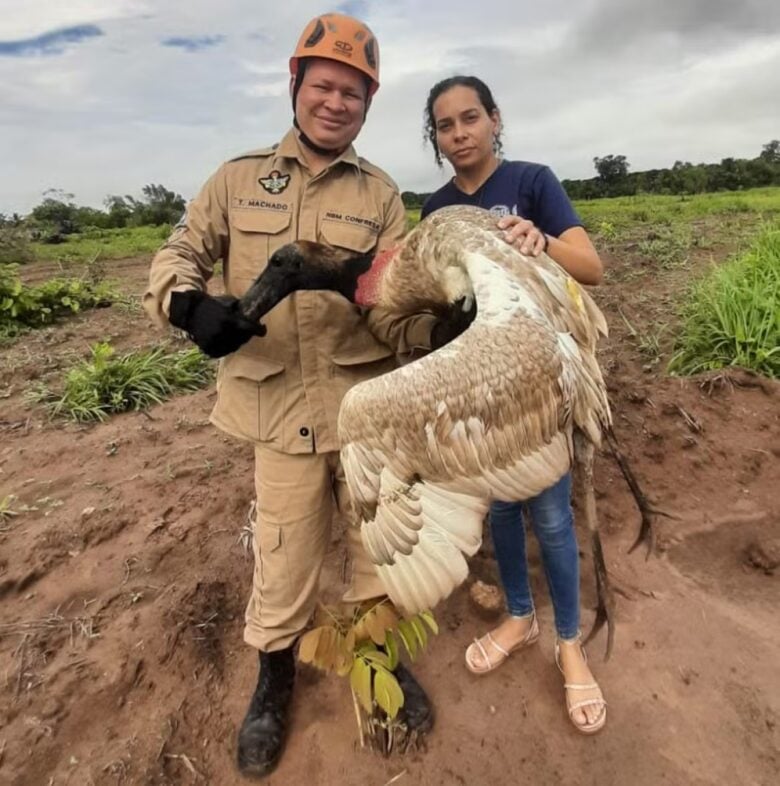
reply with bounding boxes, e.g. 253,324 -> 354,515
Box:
401,140 -> 780,207
0,184 -> 185,243
2,141 -> 779,239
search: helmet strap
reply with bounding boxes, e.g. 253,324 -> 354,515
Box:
293,116 -> 346,157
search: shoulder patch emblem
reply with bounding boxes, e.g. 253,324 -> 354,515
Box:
259,170 -> 291,195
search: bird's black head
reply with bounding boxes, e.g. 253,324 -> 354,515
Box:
239,241 -> 374,322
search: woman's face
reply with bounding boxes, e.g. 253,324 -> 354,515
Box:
432,85 -> 499,171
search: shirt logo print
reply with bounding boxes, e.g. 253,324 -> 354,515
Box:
259,170 -> 291,195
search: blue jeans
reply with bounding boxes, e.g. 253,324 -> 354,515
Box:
489,472 -> 580,640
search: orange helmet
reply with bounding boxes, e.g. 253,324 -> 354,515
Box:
290,12 -> 380,96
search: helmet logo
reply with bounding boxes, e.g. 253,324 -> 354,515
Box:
334,40 -> 353,55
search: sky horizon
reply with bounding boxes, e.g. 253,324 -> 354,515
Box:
1,0 -> 779,215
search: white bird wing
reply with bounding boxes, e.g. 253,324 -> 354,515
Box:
337,207 -> 611,613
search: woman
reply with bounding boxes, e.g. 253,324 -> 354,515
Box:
421,75 -> 607,734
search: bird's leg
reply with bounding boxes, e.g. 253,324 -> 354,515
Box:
573,433 -> 616,660
603,425 -> 674,558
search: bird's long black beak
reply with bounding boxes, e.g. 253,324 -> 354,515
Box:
239,241 -> 374,322
241,243 -> 304,322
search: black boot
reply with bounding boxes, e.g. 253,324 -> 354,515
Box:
394,662 -> 434,734
237,647 -> 295,778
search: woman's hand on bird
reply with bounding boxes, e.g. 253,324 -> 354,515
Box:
497,216 -> 548,257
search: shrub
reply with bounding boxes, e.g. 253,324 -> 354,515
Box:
30,342 -> 214,421
0,265 -> 117,338
668,226 -> 780,378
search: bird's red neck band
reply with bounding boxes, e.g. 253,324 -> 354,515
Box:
354,246 -> 397,307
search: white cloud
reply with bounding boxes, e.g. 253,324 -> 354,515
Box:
0,0 -> 778,213
0,1 -> 150,38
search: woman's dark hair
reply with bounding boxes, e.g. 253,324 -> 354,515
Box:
424,75 -> 503,167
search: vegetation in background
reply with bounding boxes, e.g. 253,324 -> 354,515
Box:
0,217 -> 33,265
30,342 -> 214,422
24,184 -> 185,241
0,265 -> 118,339
668,226 -> 780,378
574,187 -> 780,234
400,140 -> 780,207
30,224 -> 170,264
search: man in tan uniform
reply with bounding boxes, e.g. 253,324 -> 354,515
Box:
144,12 -> 463,779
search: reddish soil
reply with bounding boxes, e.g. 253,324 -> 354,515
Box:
1,234 -> 778,786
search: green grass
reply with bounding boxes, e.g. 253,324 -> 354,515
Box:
668,225 -> 780,378
408,187 -> 780,239
575,187 -> 780,234
31,224 -> 171,263
30,341 -> 215,422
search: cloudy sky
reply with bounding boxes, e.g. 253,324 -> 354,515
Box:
1,0 -> 779,214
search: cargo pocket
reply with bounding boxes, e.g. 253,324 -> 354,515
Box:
319,220 -> 378,254
256,522 -> 293,609
330,343 -> 397,397
213,353 -> 285,443
228,209 -> 292,281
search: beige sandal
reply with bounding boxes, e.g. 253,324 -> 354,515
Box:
555,639 -> 607,735
465,613 -> 540,675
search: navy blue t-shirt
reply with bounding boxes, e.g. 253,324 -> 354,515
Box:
421,160 -> 582,238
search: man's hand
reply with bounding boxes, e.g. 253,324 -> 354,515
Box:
497,215 -> 548,256
169,290 -> 266,358
430,297 -> 477,350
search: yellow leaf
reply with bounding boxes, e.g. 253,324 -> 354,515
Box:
384,630 -> 399,670
362,649 -> 391,670
352,617 -> 368,643
335,634 -> 354,677
344,629 -> 356,653
397,620 -> 417,660
315,627 -> 337,670
410,617 -> 428,650
373,602 -> 400,632
374,667 -> 405,720
350,658 -> 372,713
419,610 -> 439,635
298,628 -> 323,664
365,609 -> 387,645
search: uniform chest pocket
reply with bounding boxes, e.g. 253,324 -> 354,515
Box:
319,220 -> 378,254
229,210 -> 292,281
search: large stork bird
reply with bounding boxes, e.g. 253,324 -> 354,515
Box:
240,205 -> 658,658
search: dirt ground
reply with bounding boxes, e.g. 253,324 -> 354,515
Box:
1,234 -> 779,786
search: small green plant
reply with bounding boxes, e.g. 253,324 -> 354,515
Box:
298,600 -> 437,754
0,264 -> 117,338
618,309 -> 668,366
636,226 -> 692,269
596,220 -> 619,241
669,226 -> 780,378
30,342 -> 214,421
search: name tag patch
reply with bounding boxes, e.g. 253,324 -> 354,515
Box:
323,210 -> 381,234
232,197 -> 290,212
